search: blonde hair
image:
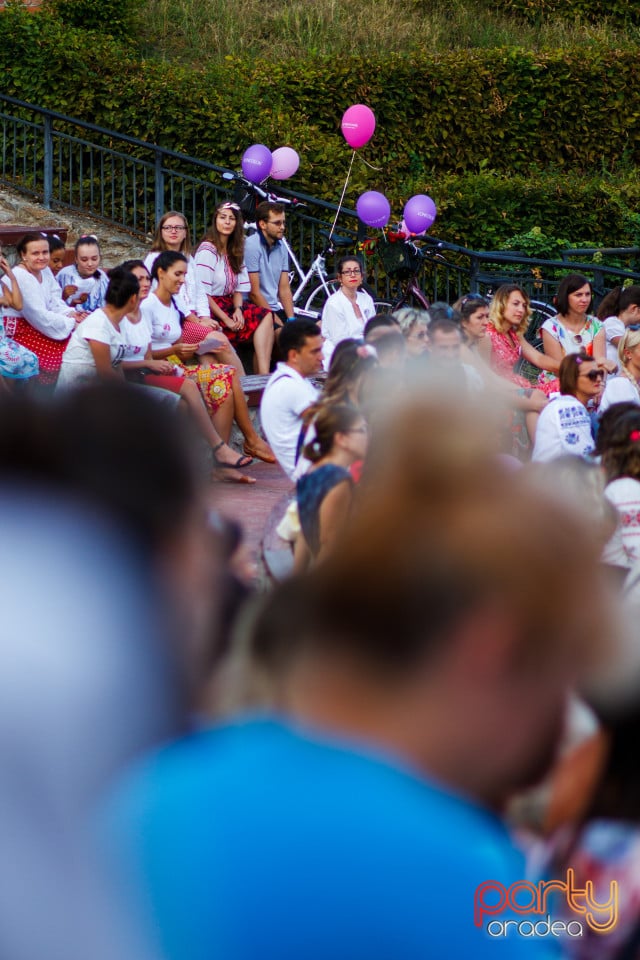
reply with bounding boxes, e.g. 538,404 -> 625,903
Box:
618,326 -> 640,370
488,284 -> 531,336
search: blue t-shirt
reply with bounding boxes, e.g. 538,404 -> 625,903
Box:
244,232 -> 289,311
103,717 -> 560,960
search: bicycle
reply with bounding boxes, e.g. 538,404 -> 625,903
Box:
370,234 -> 557,328
222,171 -> 358,320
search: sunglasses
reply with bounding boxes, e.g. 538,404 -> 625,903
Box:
580,369 -> 605,382
460,295 -> 489,307
219,202 -> 241,212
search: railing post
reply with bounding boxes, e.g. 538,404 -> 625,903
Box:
43,114 -> 53,209
469,255 -> 479,292
154,149 -> 164,226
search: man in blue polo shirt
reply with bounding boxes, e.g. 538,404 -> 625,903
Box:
104,397 -> 610,960
245,200 -> 295,324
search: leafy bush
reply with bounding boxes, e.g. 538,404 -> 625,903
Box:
1,5 -> 640,252
497,0 -> 639,27
49,0 -> 136,40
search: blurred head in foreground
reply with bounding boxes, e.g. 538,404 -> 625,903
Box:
253,387 -> 611,807
0,381 -> 219,960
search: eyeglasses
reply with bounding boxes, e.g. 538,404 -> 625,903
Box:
580,369 -> 605,382
341,269 -> 362,276
162,224 -> 187,232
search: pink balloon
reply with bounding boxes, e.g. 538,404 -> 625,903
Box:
403,195 -> 437,235
400,218 -> 426,238
341,104 -> 376,150
241,144 -> 273,184
356,191 -> 390,229
270,146 -> 300,180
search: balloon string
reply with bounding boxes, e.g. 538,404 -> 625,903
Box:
328,150 -> 356,241
357,154 -> 382,172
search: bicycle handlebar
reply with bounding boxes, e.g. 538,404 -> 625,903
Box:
222,170 -> 306,208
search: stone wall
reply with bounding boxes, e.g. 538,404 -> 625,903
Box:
0,186 -> 149,267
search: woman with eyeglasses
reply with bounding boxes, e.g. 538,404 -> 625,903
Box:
541,274 -> 615,378
320,257 -> 376,369
532,351 -> 603,461
146,211 -> 245,375
596,284 -> 640,367
294,402 -> 369,571
193,202 -> 275,375
599,326 -> 640,415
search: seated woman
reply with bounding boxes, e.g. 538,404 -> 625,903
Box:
142,250 -> 274,463
294,402 -> 369,571
56,266 -> 137,388
599,406 -> 640,569
3,232 -> 79,385
0,246 -> 38,386
599,327 -> 640,415
541,273 -> 616,383
47,233 -> 67,278
532,351 -> 604,461
119,259 -> 255,484
321,256 -> 376,368
145,210 -> 243,374
596,284 -> 640,367
193,202 -> 275,375
393,307 -> 429,360
452,294 -> 491,364
487,284 -> 559,392
56,234 -> 109,314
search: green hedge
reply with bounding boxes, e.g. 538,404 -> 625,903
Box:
1,5 -> 639,247
496,0 -> 640,27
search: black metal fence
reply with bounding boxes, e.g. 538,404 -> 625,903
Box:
2,92 -> 640,303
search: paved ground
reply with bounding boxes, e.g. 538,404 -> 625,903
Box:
210,457 -> 293,586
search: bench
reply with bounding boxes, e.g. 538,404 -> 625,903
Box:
240,371 -> 327,408
0,225 -> 68,248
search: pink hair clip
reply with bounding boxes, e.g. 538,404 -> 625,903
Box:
574,356 -> 583,364
356,345 -> 376,359
630,430 -> 640,442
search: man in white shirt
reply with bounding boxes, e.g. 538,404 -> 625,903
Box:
260,319 -> 323,478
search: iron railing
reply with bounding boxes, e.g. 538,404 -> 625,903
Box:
1,93 -> 640,303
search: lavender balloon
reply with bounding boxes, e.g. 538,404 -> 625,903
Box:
403,194 -> 437,234
270,146 -> 300,180
241,144 -> 273,184
356,191 -> 391,229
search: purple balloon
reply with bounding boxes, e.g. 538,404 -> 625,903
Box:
341,104 -> 376,150
241,144 -> 273,184
403,194 -> 437,235
356,191 -> 390,229
270,146 -> 300,181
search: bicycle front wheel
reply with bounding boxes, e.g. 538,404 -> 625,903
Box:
302,279 -> 340,321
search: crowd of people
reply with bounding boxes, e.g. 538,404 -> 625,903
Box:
5,210 -> 640,959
